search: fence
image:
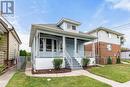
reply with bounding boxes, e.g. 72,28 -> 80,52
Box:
17,56 -> 30,71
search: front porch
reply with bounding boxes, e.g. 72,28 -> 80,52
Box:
32,31 -> 96,70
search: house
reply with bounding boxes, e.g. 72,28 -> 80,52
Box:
29,18 -> 96,71
85,27 -> 124,64
0,16 -> 22,67
121,49 -> 130,59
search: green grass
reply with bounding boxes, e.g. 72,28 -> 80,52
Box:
6,72 -> 111,87
88,64 -> 130,83
122,59 -> 130,63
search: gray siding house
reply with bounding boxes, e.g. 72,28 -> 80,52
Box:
29,18 -> 96,71
0,16 -> 22,67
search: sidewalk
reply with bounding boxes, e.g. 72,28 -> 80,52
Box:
0,67 -> 15,87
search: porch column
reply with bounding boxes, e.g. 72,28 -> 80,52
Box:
63,35 -> 66,58
92,40 -> 95,58
74,38 -> 77,58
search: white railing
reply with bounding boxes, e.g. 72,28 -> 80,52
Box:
38,51 -> 63,58
65,50 -> 73,68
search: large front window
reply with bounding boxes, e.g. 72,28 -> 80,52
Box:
39,38 -> 43,51
54,40 -> 57,52
46,39 -> 52,51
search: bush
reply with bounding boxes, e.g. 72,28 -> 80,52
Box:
116,56 -> 121,64
53,59 -> 63,70
107,56 -> 112,64
0,65 -> 5,74
82,58 -> 90,67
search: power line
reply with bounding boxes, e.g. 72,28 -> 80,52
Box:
111,22 -> 130,29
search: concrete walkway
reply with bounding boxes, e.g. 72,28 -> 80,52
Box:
0,67 -> 15,87
25,63 -> 130,87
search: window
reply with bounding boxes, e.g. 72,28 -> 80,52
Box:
72,26 -> 76,30
46,39 -> 52,51
117,35 -> 119,38
39,38 -> 43,51
59,41 -> 62,52
54,40 -> 57,52
67,24 -> 71,29
108,33 -> 112,38
107,44 -> 112,51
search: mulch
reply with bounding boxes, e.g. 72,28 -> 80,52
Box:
32,68 -> 71,74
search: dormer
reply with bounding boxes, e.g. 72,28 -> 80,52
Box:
57,18 -> 81,33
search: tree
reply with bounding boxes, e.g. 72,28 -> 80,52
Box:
20,50 -> 27,56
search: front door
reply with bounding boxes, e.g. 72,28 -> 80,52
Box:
66,38 -> 74,57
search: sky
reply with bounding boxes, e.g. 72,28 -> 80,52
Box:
3,0 -> 130,52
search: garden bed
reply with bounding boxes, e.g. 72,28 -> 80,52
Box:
32,68 -> 71,74
0,64 -> 7,75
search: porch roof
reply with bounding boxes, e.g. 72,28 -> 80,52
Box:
29,24 -> 96,47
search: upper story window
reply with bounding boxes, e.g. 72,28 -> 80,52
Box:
67,24 -> 71,29
72,26 -> 76,30
107,44 -> 112,51
108,33 -> 112,38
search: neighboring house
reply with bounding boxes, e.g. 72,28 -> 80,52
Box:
0,16 -> 22,67
121,50 -> 130,59
29,18 -> 96,71
85,27 -> 124,64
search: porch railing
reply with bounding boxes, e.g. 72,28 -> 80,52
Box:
37,51 -> 63,58
65,50 -> 73,68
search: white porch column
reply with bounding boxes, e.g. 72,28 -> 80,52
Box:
35,32 -> 39,57
92,40 -> 95,58
74,38 -> 77,58
63,35 -> 66,58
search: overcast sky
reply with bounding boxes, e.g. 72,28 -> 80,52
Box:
4,0 -> 130,52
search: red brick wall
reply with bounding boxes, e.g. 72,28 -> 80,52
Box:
85,42 -> 121,64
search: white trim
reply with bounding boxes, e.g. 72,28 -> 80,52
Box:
37,30 -> 91,41
74,38 -> 77,57
63,35 -> 66,58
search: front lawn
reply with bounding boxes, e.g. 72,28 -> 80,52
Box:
6,72 -> 111,87
88,64 -> 130,83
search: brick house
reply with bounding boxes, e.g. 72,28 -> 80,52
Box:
0,15 -> 22,67
85,27 -> 124,64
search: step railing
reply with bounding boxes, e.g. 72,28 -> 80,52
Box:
65,50 -> 73,69
65,50 -> 83,69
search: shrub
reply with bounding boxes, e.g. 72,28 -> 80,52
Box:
116,56 -> 121,64
53,59 -> 63,70
107,56 -> 112,64
82,57 -> 90,67
0,65 -> 5,74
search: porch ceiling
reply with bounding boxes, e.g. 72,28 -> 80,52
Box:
29,24 -> 96,47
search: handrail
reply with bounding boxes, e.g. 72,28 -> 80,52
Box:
65,50 -> 73,68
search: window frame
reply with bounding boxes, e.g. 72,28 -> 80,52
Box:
46,39 -> 52,52
39,38 -> 44,51
72,25 -> 76,30
107,44 -> 112,51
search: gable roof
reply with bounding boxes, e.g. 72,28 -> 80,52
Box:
57,18 -> 81,26
0,15 -> 22,44
87,27 -> 124,36
29,24 -> 96,47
